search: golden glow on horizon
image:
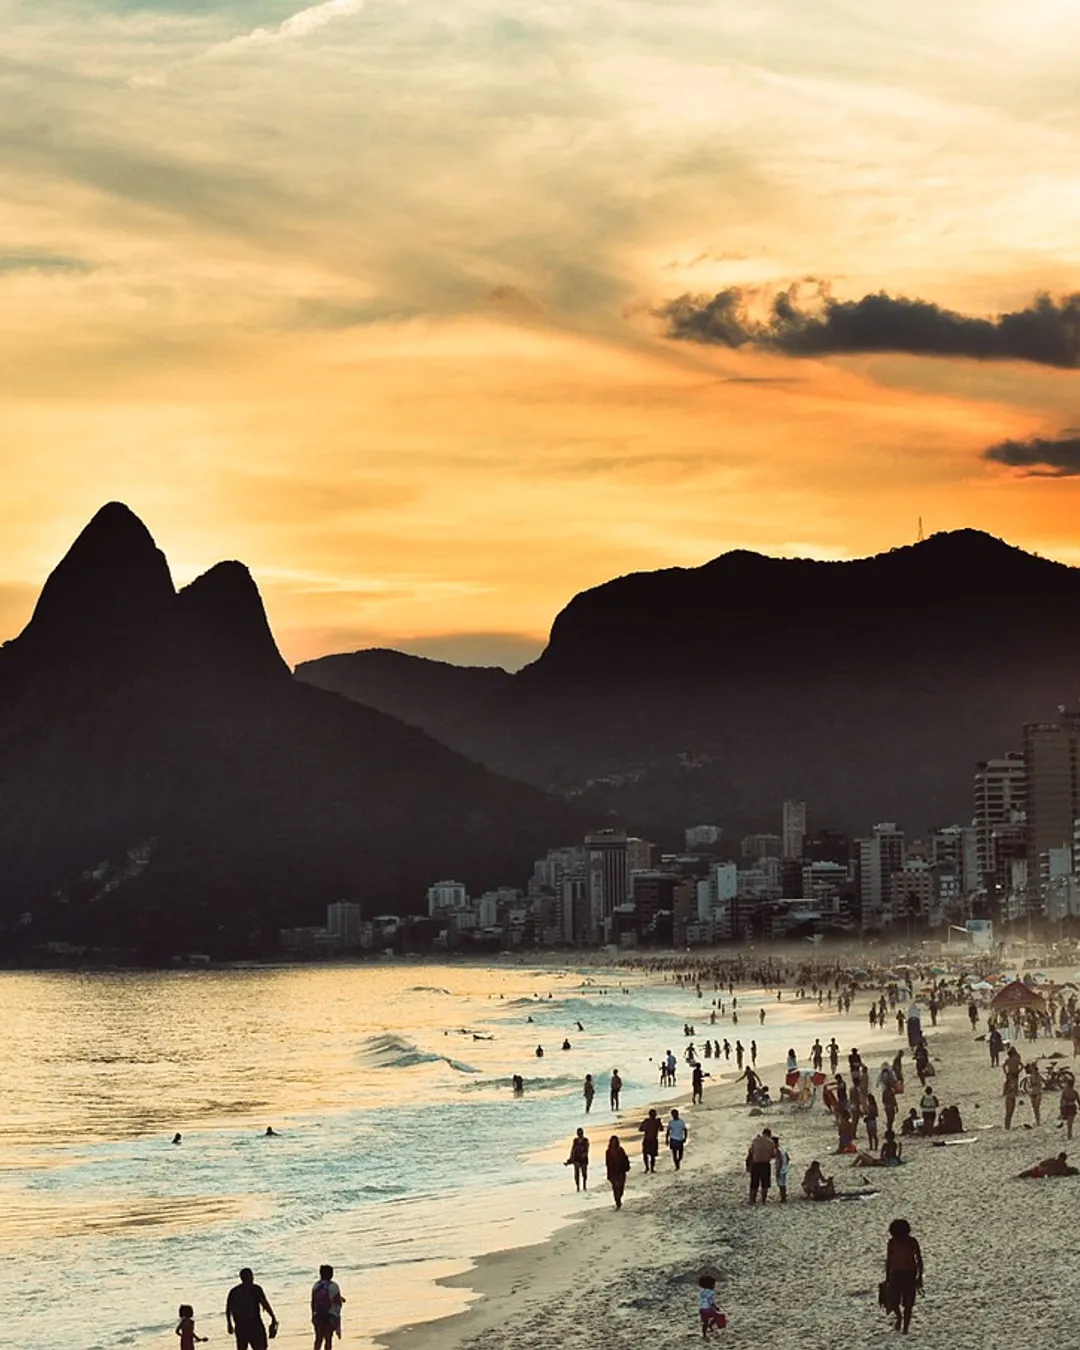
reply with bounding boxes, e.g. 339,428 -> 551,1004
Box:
2,0 -> 1080,667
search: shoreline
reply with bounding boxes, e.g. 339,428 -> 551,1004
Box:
380,987 -> 1080,1350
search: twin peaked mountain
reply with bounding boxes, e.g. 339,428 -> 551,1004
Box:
0,504 -> 584,958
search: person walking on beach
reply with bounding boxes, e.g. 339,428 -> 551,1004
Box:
746,1128 -> 776,1204
988,1025 -> 1004,1067
828,1039 -> 839,1074
865,1093 -> 880,1152
774,1134 -> 790,1202
639,1108 -> 662,1173
605,1135 -> 630,1208
884,1218 -> 924,1335
610,1069 -> 622,1110
723,1039 -> 731,1062
1060,1079 -> 1079,1139
919,1085 -> 939,1134
697,1275 -> 726,1336
566,1128 -> 589,1191
735,1041 -> 744,1070
311,1265 -> 345,1350
692,1062 -> 705,1104
811,1039 -> 823,1072
1026,1064 -> 1043,1125
666,1108 -> 688,1170
750,1040 -> 757,1066
583,1074 -> 595,1113
225,1269 -> 277,1350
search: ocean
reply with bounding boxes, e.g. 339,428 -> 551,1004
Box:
0,961 -> 832,1349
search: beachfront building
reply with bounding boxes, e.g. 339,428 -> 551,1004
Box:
585,828 -> 630,942
974,752 -> 1027,917
427,879 -> 468,917
927,825 -> 979,906
327,900 -> 364,948
855,822 -> 906,930
781,799 -> 807,858
1024,712 -> 1080,913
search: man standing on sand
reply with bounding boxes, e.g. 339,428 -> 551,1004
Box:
666,1108 -> 688,1170
1003,1058 -> 1021,1130
811,1039 -> 824,1072
610,1069 -> 622,1110
746,1127 -> 776,1204
225,1269 -> 277,1350
827,1039 -> 839,1075
988,1025 -> 1004,1067
638,1108 -> 662,1173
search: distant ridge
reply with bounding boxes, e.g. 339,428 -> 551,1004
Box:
298,530 -> 1080,834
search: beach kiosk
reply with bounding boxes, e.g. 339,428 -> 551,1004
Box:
989,979 -> 1046,1013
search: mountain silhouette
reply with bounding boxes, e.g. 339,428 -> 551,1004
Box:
0,505 -> 586,959
298,530 -> 1080,836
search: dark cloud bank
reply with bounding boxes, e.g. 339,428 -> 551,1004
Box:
983,436 -> 1080,477
661,287 -> 1080,368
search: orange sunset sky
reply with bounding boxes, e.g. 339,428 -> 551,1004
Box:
3,0 -> 1080,668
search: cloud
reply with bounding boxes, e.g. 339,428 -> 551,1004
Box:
983,435 -> 1080,477
212,0 -> 366,52
0,252 -> 91,277
660,287 -> 1080,368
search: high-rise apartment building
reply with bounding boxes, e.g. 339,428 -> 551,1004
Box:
327,900 -> 363,947
427,880 -> 468,916
586,829 -> 630,939
782,800 -> 807,859
856,822 -> 905,929
974,752 -> 1027,887
1024,713 -> 1080,908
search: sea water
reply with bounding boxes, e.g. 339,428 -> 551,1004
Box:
0,962 -> 833,1349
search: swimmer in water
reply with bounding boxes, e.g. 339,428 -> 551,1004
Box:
264,1127 -> 278,1137
172,1133 -> 182,1145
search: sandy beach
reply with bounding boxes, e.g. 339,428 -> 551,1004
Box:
386,989 -> 1080,1350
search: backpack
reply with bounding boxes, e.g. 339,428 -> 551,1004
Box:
312,1282 -> 334,1318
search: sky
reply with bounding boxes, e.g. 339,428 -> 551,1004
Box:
3,0 -> 1080,669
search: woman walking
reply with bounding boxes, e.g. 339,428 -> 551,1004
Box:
884,1218 -> 924,1334
605,1134 -> 630,1209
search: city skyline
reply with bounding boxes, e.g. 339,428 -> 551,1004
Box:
4,2 -> 1080,667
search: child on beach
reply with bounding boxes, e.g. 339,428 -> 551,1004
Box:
697,1275 -> 727,1336
175,1305 -> 208,1349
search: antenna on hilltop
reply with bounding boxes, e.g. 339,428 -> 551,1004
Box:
917,516 -> 925,543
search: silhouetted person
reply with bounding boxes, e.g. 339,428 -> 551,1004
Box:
172,1133 -> 182,1145
226,1268 -> 277,1350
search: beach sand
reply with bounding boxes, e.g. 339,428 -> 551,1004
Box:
384,996 -> 1080,1350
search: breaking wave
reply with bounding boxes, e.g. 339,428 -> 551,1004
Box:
359,1033 -> 477,1074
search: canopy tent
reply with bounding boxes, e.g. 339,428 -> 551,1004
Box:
990,979 -> 1047,1013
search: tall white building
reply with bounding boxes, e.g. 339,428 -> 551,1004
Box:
782,800 -> 807,859
974,753 -> 1026,886
696,861 -> 737,921
427,880 -> 468,917
856,823 -> 905,929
